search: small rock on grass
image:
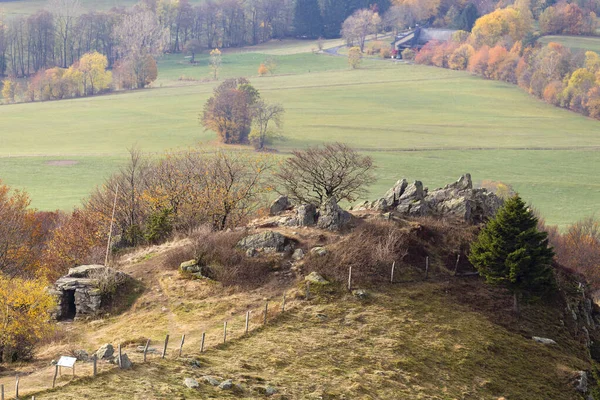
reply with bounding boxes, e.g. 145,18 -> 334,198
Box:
184,378 -> 199,388
202,375 -> 221,386
219,379 -> 233,390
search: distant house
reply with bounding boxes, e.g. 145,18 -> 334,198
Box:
392,27 -> 457,55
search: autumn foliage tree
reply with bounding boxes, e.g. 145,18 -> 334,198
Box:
77,51 -> 112,95
348,46 -> 363,69
275,142 -> 375,206
201,78 -> 260,144
0,275 -> 55,362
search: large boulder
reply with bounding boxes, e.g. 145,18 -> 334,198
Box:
269,196 -> 291,216
382,178 -> 408,207
237,231 -> 287,253
295,204 -> 318,227
316,197 -> 351,231
95,343 -> 114,360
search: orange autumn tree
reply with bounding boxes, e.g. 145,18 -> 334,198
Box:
41,209 -> 107,281
0,181 -> 44,278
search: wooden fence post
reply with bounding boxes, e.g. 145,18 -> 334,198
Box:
453,254 -> 461,276
390,261 -> 396,283
264,301 -> 269,325
178,334 -> 186,357
15,376 -> 19,400
143,339 -> 150,362
281,293 -> 286,312
92,355 -> 97,377
200,332 -> 205,353
52,365 -> 59,388
245,311 -> 250,334
348,266 -> 352,291
223,321 -> 227,343
425,256 -> 429,280
1,383 -> 4,400
162,335 -> 169,359
118,344 -> 123,369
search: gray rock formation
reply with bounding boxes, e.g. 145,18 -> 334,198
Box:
305,272 -> 329,285
310,247 -> 328,257
363,174 -> 503,224
219,379 -> 234,390
184,378 -> 199,389
202,376 -> 221,386
50,265 -> 131,320
317,197 -> 351,231
295,204 -> 318,227
95,343 -> 114,360
292,248 -> 305,260
179,260 -> 213,279
575,371 -> 588,393
238,231 -> 287,253
269,196 -> 291,216
532,336 -> 557,345
119,353 -> 132,369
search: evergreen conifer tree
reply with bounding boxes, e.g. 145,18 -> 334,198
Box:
322,0 -> 347,38
469,195 -> 555,313
294,0 -> 323,39
455,3 -> 479,31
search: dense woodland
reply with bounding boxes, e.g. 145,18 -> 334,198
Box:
4,0 -> 597,80
414,2 -> 600,120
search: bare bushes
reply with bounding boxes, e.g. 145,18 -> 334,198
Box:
541,217 -> 600,289
185,228 -> 274,288
303,218 -> 478,286
303,220 -> 410,285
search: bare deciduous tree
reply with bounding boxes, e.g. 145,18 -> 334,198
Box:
341,9 -> 376,52
47,0 -> 82,68
250,100 -> 285,150
113,7 -> 168,88
274,142 -> 375,205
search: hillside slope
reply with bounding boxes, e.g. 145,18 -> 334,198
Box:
29,278 -> 592,399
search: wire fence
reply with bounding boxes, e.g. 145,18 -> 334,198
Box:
0,292 -> 295,400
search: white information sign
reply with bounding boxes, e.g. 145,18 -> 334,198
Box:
57,356 -> 77,368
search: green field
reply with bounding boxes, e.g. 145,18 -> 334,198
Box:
1,48 -> 600,228
539,35 -> 600,53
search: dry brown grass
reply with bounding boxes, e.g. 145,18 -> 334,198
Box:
302,218 -> 478,287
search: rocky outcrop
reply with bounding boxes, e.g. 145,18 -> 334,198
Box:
360,174 -> 503,224
237,231 -> 288,253
317,197 -> 352,231
269,196 -> 291,216
179,260 -> 213,279
294,204 -> 318,227
50,265 -> 131,320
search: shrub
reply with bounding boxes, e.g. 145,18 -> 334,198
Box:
302,218 -> 477,286
380,47 -> 391,59
258,63 -> 269,76
401,48 -> 416,61
145,208 -> 173,244
189,229 -> 275,288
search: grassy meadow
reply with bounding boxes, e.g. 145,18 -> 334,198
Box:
1,45 -> 600,227
539,35 -> 600,53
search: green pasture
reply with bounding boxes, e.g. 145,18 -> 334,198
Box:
539,35 -> 600,53
1,50 -> 600,228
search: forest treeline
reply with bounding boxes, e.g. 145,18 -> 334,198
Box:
413,3 -> 600,120
0,0 -> 555,80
